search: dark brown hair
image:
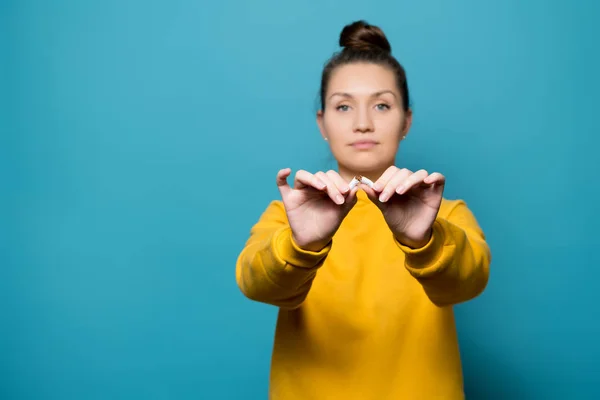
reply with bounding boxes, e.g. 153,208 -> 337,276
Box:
319,20 -> 410,112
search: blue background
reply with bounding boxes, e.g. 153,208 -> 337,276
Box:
2,0 -> 599,398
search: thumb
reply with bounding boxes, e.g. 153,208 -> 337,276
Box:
276,168 -> 292,199
342,186 -> 360,209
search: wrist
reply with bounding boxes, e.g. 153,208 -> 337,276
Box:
292,235 -> 332,253
394,228 -> 432,249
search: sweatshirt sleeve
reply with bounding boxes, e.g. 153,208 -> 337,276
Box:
235,200 -> 331,309
395,200 -> 491,307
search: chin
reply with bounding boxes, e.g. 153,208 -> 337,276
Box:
346,157 -> 391,175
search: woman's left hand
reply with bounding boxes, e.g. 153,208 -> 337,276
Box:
361,167 -> 446,249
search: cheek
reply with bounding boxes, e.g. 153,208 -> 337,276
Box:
323,113 -> 351,140
374,114 -> 404,139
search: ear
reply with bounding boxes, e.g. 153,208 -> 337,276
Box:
316,110 -> 328,141
401,108 -> 413,139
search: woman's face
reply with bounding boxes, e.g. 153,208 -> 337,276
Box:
317,62 -> 411,181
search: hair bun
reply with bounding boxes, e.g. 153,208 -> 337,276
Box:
339,20 -> 391,54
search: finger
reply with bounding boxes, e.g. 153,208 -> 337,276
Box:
276,168 -> 292,197
379,168 -> 412,202
343,185 -> 360,206
294,169 -> 327,191
372,166 -> 400,192
423,172 -> 446,186
397,169 -> 429,195
325,170 -> 351,195
316,171 -> 345,205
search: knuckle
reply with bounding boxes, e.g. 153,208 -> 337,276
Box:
326,170 -> 339,179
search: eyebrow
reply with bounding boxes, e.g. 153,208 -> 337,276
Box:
328,90 -> 397,100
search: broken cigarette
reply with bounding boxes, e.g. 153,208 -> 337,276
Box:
349,175 -> 374,189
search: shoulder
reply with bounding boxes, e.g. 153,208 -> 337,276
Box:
438,197 -> 485,234
438,197 -> 476,219
256,199 -> 288,223
264,199 -> 285,213
245,200 -> 289,237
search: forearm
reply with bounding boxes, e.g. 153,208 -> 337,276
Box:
396,210 -> 491,307
236,226 -> 330,309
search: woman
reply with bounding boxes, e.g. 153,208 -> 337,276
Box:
236,20 -> 491,400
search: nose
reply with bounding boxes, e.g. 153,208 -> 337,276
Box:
353,106 -> 374,133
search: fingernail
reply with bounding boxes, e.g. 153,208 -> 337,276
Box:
373,184 -> 381,191
379,192 -> 388,202
336,195 -> 344,204
397,185 -> 406,194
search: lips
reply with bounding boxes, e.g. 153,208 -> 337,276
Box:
351,140 -> 378,150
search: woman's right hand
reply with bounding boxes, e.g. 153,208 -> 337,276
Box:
276,168 -> 359,252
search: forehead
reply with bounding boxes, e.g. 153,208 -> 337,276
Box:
327,63 -> 397,96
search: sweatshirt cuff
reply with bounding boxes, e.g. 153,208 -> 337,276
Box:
272,227 -> 331,269
395,219 -> 445,271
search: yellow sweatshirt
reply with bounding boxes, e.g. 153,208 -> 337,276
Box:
236,190 -> 491,399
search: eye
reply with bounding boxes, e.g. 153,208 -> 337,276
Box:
336,104 -> 350,112
375,103 -> 390,111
